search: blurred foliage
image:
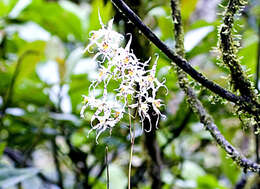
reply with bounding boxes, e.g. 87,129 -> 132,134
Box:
0,0 -> 259,188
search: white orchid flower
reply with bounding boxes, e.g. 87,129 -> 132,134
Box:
81,16 -> 168,143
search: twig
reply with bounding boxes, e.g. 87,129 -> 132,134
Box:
180,78 -> 260,172
127,104 -> 134,189
142,101 -> 163,188
110,0 -> 260,117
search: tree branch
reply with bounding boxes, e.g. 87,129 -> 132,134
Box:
110,0 -> 260,116
170,0 -> 260,174
111,0 -> 260,177
219,0 -> 255,99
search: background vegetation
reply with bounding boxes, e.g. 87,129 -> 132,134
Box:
0,0 -> 260,188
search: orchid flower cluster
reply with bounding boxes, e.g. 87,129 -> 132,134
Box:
80,15 -> 167,143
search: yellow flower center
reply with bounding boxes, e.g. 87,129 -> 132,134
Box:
128,70 -> 133,76
99,71 -> 104,77
102,42 -> 109,50
154,100 -> 160,108
120,87 -> 125,92
83,96 -> 88,104
91,33 -> 97,40
148,75 -> 154,82
123,56 -> 129,64
115,111 -> 120,118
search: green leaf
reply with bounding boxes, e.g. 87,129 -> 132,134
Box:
238,29 -> 258,77
220,150 -> 240,185
107,164 -> 127,189
19,0 -> 84,41
15,41 -> 46,83
88,0 -> 113,33
12,78 -> 49,107
184,26 -> 214,52
7,41 -> 49,106
69,74 -> 90,113
181,161 -> 205,180
0,0 -> 18,17
180,0 -> 198,22
0,142 -> 6,157
0,69 -> 12,96
71,129 -> 87,147
196,174 -> 228,189
157,16 -> 174,40
0,167 -> 39,188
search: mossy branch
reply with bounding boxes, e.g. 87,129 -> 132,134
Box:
111,0 -> 260,117
111,0 -> 260,174
218,0 -> 260,163
218,0 -> 257,101
171,0 -> 260,174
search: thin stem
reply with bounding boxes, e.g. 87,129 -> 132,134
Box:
91,149 -> 119,187
127,104 -> 134,189
105,146 -> 110,189
128,137 -> 134,189
111,0 -> 260,116
127,100 -> 138,189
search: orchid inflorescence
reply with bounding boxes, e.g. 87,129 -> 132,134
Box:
80,14 -> 167,143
